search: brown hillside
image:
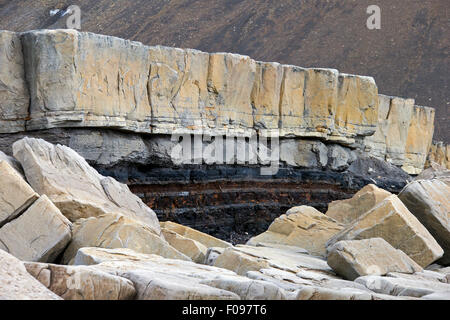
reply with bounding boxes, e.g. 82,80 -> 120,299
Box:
0,0 -> 448,142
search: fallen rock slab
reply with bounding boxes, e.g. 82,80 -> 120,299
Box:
0,249 -> 61,300
247,206 -> 344,257
327,238 -> 422,280
0,195 -> 72,262
0,160 -> 38,227
326,195 -> 444,267
160,221 -> 231,248
326,184 -> 391,224
355,275 -> 450,298
399,179 -> 450,265
63,213 -> 189,264
161,228 -> 208,263
12,137 -> 161,235
73,247 -> 287,300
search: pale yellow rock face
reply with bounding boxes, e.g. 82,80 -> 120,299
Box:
326,184 -> 392,225
148,46 -> 209,134
22,30 -> 152,132
0,249 -> 61,300
0,195 -> 72,263
160,221 -> 232,249
24,262 -> 136,300
0,160 -> 39,227
247,206 -> 344,257
161,228 -> 208,263
326,195 -> 444,267
207,53 -> 256,135
402,105 -> 435,175
280,67 -> 339,139
251,61 -> 283,133
0,31 -> 29,133
327,238 -> 423,281
63,213 -> 190,264
426,143 -> 450,170
333,74 -> 378,140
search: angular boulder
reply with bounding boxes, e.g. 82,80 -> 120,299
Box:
326,184 -> 392,224
399,179 -> 450,265
161,228 -> 208,263
63,213 -> 189,264
0,249 -> 61,300
0,195 -> 72,262
326,195 -> 444,267
327,238 -> 422,280
24,262 -> 136,300
247,206 -> 344,257
0,160 -> 38,227
12,137 -> 161,235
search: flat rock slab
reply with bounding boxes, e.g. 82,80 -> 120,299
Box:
73,247 -> 287,300
327,195 -> 444,267
326,184 -> 392,224
0,160 -> 38,227
0,195 -> 72,262
0,249 -> 61,300
399,179 -> 450,265
24,262 -> 136,300
63,213 -> 189,264
327,238 -> 422,280
355,275 -> 450,297
247,206 -> 344,257
12,137 -> 161,235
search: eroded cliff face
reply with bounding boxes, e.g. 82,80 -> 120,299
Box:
0,29 -> 440,240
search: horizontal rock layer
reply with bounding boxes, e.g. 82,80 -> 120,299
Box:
0,29 -> 436,174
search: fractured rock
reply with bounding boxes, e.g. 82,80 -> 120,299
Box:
0,160 -> 38,227
0,249 -> 61,300
399,178 -> 450,265
161,228 -> 208,263
326,195 -> 444,267
327,238 -> 422,280
0,195 -> 72,262
24,262 -> 136,300
247,206 -> 344,257
63,213 -> 189,264
12,137 -> 161,235
326,184 -> 392,224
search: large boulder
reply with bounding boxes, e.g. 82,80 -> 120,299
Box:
161,228 -> 208,263
0,249 -> 61,300
0,160 -> 38,227
24,262 -> 136,300
326,195 -> 444,267
327,238 -> 422,280
62,213 -> 189,264
0,195 -> 72,262
247,206 -> 344,257
12,137 -> 161,235
326,184 -> 392,224
399,178 -> 450,265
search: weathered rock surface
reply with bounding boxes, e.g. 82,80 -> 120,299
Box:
0,249 -> 61,300
0,150 -> 24,176
12,137 -> 161,235
161,228 -> 208,263
0,31 -> 29,133
416,162 -> 450,184
399,179 -> 450,265
327,238 -> 422,280
355,275 -> 450,298
160,221 -> 231,249
326,184 -> 392,224
326,195 -> 444,267
427,142 -> 450,170
0,160 -> 38,227
63,213 -> 188,264
0,195 -> 72,262
73,247 -> 287,300
24,262 -> 136,300
247,206 -> 344,257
